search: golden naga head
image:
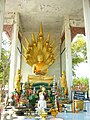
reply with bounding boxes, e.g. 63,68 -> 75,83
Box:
21,23 -> 58,71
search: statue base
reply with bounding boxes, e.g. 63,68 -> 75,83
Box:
28,75 -> 53,85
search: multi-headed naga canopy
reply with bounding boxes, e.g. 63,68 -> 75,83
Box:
22,23 -> 58,67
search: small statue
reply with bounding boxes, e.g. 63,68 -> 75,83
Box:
32,54 -> 48,75
39,86 -> 47,100
12,89 -> 19,106
37,93 -> 47,111
15,69 -> 22,94
60,72 -> 68,95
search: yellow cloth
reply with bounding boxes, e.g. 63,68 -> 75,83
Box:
35,62 -> 45,72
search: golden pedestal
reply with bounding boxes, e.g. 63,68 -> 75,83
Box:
72,100 -> 84,112
28,75 -> 53,85
41,112 -> 47,120
49,108 -> 58,118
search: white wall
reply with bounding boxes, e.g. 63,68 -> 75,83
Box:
21,31 -> 60,82
21,58 -> 32,82
48,54 -> 60,82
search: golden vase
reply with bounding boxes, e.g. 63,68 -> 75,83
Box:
41,112 -> 47,120
49,108 -> 58,118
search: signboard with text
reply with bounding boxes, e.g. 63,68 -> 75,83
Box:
74,91 -> 85,100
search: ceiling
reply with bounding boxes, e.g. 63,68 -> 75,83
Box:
5,0 -> 84,33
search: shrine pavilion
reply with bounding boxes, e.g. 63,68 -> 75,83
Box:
0,0 -> 90,119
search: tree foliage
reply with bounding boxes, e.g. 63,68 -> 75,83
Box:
71,35 -> 87,76
0,37 -> 11,86
0,48 -> 10,85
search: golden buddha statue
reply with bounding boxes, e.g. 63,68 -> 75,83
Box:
60,71 -> 68,95
15,69 -> 22,94
21,23 -> 58,72
32,54 -> 48,75
21,23 -> 58,84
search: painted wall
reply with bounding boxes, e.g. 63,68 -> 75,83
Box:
21,31 -> 60,83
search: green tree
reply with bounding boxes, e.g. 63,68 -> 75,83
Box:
0,38 -> 11,86
0,48 -> 10,85
71,35 -> 87,76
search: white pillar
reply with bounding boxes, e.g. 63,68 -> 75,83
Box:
9,13 -> 19,97
64,16 -> 72,101
83,0 -> 90,97
0,0 -> 5,58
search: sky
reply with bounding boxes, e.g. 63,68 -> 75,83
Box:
2,32 -> 11,51
72,34 -> 86,43
75,63 -> 89,78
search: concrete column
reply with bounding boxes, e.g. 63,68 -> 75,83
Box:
83,0 -> 90,97
64,16 -> 72,101
0,0 -> 5,58
9,13 -> 19,97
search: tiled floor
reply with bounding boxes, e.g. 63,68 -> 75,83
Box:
57,112 -> 90,120
57,101 -> 90,120
1,102 -> 90,120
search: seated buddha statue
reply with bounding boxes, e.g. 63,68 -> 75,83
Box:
32,54 -> 48,75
